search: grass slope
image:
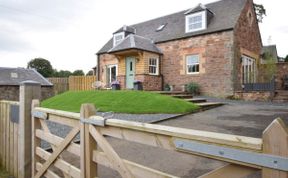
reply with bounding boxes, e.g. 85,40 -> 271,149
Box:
41,91 -> 198,114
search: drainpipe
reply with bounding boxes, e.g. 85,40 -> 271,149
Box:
96,54 -> 100,81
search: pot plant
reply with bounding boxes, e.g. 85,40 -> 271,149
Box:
186,82 -> 200,95
111,80 -> 120,90
133,80 -> 143,90
164,84 -> 170,91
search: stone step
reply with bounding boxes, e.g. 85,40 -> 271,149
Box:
196,102 -> 224,109
155,91 -> 190,95
171,94 -> 193,99
185,98 -> 207,103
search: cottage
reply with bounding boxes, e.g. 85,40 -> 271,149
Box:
0,67 -> 54,101
96,0 -> 262,97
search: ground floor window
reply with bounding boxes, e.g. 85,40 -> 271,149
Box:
186,55 -> 199,74
242,55 -> 256,83
149,58 -> 159,75
106,65 -> 118,86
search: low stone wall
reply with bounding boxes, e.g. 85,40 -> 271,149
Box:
136,74 -> 162,91
234,91 -> 272,102
0,86 -> 54,101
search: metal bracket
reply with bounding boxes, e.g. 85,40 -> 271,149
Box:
32,110 -> 48,120
174,139 -> 288,172
10,104 -> 19,123
80,112 -> 114,127
80,117 -> 105,127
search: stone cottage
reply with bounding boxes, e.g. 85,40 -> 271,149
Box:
0,67 -> 54,101
96,0 -> 262,97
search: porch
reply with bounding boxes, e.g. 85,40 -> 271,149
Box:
101,34 -> 163,91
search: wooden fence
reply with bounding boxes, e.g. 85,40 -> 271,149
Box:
30,101 -> 288,178
0,100 -> 19,178
48,76 -> 97,93
68,76 -> 97,91
47,78 -> 69,95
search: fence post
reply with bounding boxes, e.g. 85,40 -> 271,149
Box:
18,81 -> 41,178
262,118 -> 288,178
80,103 -> 97,178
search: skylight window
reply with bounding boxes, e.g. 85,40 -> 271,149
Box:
156,23 -> 167,32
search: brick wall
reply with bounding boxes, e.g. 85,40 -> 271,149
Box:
233,0 -> 262,91
0,86 -> 54,101
157,31 -> 235,97
135,74 -> 162,91
234,91 -> 271,102
276,63 -> 288,90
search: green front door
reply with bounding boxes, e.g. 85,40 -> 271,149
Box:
126,57 -> 135,89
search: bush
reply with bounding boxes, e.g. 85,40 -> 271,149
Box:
186,82 -> 200,95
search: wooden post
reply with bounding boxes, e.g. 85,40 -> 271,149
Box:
262,118 -> 288,178
80,103 -> 97,178
18,81 -> 41,178
31,100 -> 41,177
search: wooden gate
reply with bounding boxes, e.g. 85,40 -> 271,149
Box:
31,100 -> 288,178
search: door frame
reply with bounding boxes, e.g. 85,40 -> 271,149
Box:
125,57 -> 136,89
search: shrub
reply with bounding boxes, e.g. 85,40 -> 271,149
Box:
186,82 -> 200,95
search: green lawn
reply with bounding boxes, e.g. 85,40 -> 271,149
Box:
41,91 -> 199,114
0,166 -> 10,178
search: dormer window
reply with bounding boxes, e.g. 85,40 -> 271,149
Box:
113,32 -> 125,46
185,11 -> 206,33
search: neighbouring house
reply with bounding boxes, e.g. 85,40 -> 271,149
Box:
96,0 -> 262,97
261,45 -> 278,64
0,67 -> 54,101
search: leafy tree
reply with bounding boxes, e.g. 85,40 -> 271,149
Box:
72,70 -> 85,76
254,3 -> 266,23
262,52 -> 276,80
86,70 -> 94,76
27,58 -> 53,77
54,70 -> 72,77
285,55 -> 288,62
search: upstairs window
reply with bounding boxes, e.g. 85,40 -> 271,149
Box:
186,55 -> 199,74
113,32 -> 125,46
185,11 -> 206,33
149,58 -> 159,75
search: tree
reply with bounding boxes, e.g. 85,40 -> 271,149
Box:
53,70 -> 72,77
72,70 -> 85,76
86,70 -> 94,76
285,55 -> 288,62
27,58 -> 53,77
254,3 -> 266,23
262,52 -> 276,80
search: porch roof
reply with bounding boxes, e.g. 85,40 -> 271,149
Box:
108,34 -> 162,54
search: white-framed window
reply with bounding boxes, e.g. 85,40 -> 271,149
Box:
186,55 -> 200,74
113,32 -> 125,46
242,56 -> 256,83
107,64 -> 118,85
149,58 -> 159,75
185,11 -> 206,33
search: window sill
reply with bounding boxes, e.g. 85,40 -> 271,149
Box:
149,73 -> 159,76
187,72 -> 200,75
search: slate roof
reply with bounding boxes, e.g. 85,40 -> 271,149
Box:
97,0 -> 247,54
261,45 -> 278,61
0,67 -> 53,86
108,34 -> 162,54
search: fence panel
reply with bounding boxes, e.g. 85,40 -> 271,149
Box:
47,78 -> 69,95
0,100 -> 19,178
69,76 -> 97,91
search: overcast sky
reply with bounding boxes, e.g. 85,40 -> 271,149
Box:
0,0 -> 287,73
